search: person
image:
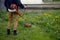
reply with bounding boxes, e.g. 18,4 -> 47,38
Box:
4,0 -> 25,35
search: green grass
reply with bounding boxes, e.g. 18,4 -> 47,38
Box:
53,0 -> 60,1
0,10 -> 60,40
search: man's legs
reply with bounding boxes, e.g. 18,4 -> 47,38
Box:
7,12 -> 13,29
13,13 -> 18,35
7,12 -> 18,35
7,12 -> 13,35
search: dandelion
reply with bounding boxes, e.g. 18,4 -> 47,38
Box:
55,16 -> 59,19
47,14 -> 52,17
19,18 -> 24,21
43,13 -> 48,16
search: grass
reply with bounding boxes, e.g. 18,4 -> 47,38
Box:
0,10 -> 60,40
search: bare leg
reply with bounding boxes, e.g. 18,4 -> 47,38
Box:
13,13 -> 18,30
7,12 -> 13,35
13,13 -> 18,35
7,12 -> 13,29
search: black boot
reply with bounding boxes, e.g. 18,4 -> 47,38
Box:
7,29 -> 10,35
13,30 -> 17,35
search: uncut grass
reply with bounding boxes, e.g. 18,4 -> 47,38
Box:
0,10 -> 60,40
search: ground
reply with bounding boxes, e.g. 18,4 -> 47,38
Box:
0,10 -> 60,40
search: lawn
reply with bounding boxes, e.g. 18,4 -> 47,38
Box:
0,10 -> 60,40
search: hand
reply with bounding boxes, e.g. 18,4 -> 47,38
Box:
15,11 -> 23,16
24,6 -> 27,9
19,12 -> 23,16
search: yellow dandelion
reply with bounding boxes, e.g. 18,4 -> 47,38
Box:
19,18 -> 24,21
43,13 -> 48,16
47,14 -> 52,17
55,16 -> 59,19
